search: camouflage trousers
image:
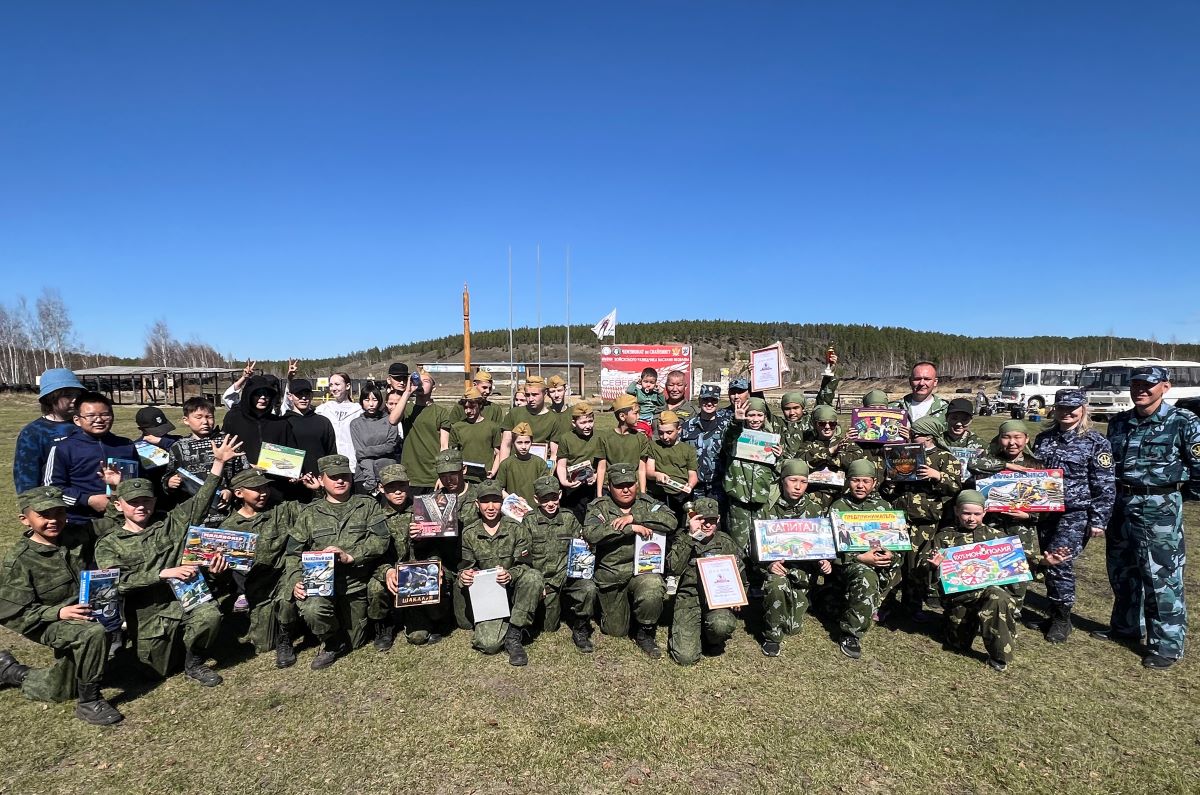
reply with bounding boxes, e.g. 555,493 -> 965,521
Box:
597,574 -> 665,637
19,620 -> 109,702
726,498 -> 766,559
454,567 -> 544,654
1107,494 -> 1188,659
762,568 -> 816,643
131,600 -> 222,677
245,570 -> 298,653
1038,510 -> 1090,606
297,579 -> 372,649
901,522 -> 939,609
839,562 -> 902,639
374,572 -> 455,646
669,595 -> 738,665
944,585 -> 1019,664
540,577 -> 598,632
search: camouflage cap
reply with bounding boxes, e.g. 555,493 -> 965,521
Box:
523,375 -> 547,391
18,486 -> 67,513
611,394 -> 638,413
607,462 -> 638,486
435,449 -> 464,474
473,370 -> 493,382
534,475 -> 562,498
658,410 -> 680,426
547,375 -> 567,387
475,479 -> 503,500
729,378 -> 750,393
956,489 -> 986,507
862,389 -> 889,407
379,464 -> 410,485
114,478 -> 156,501
571,401 -> 595,418
1130,365 -> 1169,385
698,384 -> 721,401
690,496 -> 720,517
511,421 -> 534,439
812,405 -> 838,423
846,459 -> 878,479
318,454 -> 353,477
781,391 -> 806,408
230,469 -> 271,490
1054,388 -> 1087,408
779,459 -> 811,478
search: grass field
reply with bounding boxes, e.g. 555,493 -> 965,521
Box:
0,394 -> 1196,795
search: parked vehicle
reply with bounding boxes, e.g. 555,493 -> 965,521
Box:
1081,357 -> 1200,419
997,364 -> 1082,412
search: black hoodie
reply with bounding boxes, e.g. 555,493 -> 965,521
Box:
221,375 -> 296,464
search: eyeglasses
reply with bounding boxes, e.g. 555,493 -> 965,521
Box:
78,413 -> 113,421
700,517 -> 718,525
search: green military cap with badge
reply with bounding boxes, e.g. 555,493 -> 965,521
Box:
230,470 -> 271,490
317,455 -> 353,477
435,449 -> 464,474
534,475 -> 562,498
607,462 -> 638,486
475,479 -> 503,500
18,486 -> 68,513
690,496 -> 720,517
114,478 -> 156,501
379,464 -> 410,485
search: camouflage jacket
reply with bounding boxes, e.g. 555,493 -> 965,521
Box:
1033,426 -> 1116,526
523,508 -> 585,591
829,492 -> 897,568
932,521 -> 1039,599
1107,403 -> 1200,501
667,530 -> 745,602
459,516 -> 531,573
722,421 -> 778,505
284,495 -> 392,591
0,525 -> 97,639
680,408 -> 734,485
219,499 -> 304,603
759,491 -> 830,578
882,447 -> 963,525
583,494 -> 676,587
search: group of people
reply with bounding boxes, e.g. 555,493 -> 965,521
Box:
1,357 -> 1197,727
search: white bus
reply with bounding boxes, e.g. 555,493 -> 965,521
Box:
998,363 -> 1083,411
1081,357 -> 1200,419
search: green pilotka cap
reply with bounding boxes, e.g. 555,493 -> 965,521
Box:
18,486 -> 67,513
114,478 -> 155,501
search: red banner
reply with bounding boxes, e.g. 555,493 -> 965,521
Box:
599,344 -> 692,400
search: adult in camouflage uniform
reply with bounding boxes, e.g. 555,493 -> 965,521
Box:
0,486 -> 122,725
94,436 -> 242,687
882,415 -> 963,619
583,463 -> 676,657
758,460 -> 835,656
524,475 -> 597,652
667,497 -> 745,665
833,459 -> 901,659
722,397 -> 781,557
456,480 -> 541,665
286,454 -> 392,670
218,468 -> 305,666
890,362 -> 949,422
795,405 -> 865,510
932,490 -> 1065,672
1031,389 -> 1115,642
1100,366 -> 1200,669
680,384 -> 735,506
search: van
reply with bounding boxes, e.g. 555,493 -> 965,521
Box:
997,364 -> 1083,411
1081,357 -> 1200,418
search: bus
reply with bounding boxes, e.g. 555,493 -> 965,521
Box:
997,364 -> 1083,411
1081,357 -> 1200,419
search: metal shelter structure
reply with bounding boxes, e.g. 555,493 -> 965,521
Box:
74,366 -> 241,406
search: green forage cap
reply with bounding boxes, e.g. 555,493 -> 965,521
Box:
114,478 -> 155,500
956,489 -> 986,507
18,486 -> 67,513
691,496 -> 720,517
607,462 -> 638,486
435,449 -> 464,474
846,459 -> 878,478
475,479 -> 503,500
230,469 -> 271,490
534,475 -> 561,498
379,464 -> 410,485
318,455 -> 353,477
779,459 -> 811,478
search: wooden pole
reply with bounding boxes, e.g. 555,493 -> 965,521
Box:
463,283 -> 472,393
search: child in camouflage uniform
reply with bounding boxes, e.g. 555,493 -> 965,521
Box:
524,475 -> 597,652
667,497 -> 745,665
722,397 -> 781,557
377,464 -> 447,649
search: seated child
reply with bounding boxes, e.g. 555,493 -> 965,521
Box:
667,497 -> 745,666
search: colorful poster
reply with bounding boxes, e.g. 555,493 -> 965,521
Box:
301,552 -> 335,597
135,440 -> 170,469
78,568 -> 122,632
749,346 -> 783,392
257,443 -> 306,478
884,444 -> 926,482
939,536 -> 1033,594
105,457 -> 140,495
950,448 -> 978,480
412,493 -> 459,537
501,493 -> 532,522
976,469 -> 1065,513
734,429 -> 781,465
832,510 -> 912,552
181,527 -> 258,571
393,561 -> 442,607
696,555 -> 748,609
752,517 -> 837,562
599,344 -> 692,400
633,532 -> 666,575
849,408 -> 909,445
566,538 -> 595,580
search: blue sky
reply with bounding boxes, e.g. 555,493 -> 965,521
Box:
2,2 -> 1198,360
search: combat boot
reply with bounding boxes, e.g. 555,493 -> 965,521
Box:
183,650 -> 223,687
503,625 -> 528,667
373,620 -> 396,653
0,650 -> 30,687
310,641 -> 345,671
275,627 -> 297,669
1045,604 -> 1073,643
634,624 -> 661,659
75,682 -> 124,726
571,620 -> 594,654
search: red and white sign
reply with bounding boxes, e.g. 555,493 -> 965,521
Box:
599,344 -> 692,400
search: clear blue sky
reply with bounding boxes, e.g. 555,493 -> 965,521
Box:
2,2 -> 1198,360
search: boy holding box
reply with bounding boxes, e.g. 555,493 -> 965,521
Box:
555,402 -> 602,521
495,422 -> 547,507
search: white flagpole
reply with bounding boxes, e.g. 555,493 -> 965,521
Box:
536,243 -> 542,375
565,245 -> 571,397
508,245 -> 515,399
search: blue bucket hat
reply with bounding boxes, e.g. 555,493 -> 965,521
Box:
1053,388 -> 1087,408
38,368 -> 84,399
1130,366 -> 1169,385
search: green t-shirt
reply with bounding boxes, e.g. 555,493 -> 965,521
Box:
558,428 -> 602,467
447,401 -> 507,426
447,418 -> 502,480
400,402 -> 449,487
599,428 -> 650,468
496,453 -> 548,506
649,439 -> 698,482
502,406 -> 568,446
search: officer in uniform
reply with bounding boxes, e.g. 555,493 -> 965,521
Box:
1099,366 -> 1200,669
583,462 -> 676,657
1031,388 -> 1115,642
680,384 -> 734,508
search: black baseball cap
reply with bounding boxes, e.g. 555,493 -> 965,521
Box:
290,378 -> 314,393
135,407 -> 175,435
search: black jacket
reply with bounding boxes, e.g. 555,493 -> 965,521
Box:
221,375 -> 295,464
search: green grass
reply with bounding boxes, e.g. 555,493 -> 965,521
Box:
0,395 -> 1196,795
